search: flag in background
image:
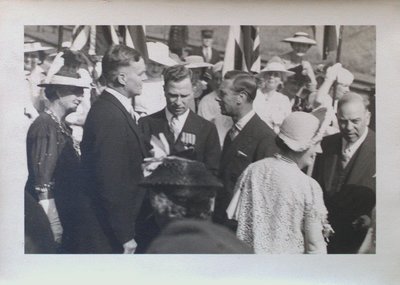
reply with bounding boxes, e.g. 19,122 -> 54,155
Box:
313,25 -> 340,60
118,26 -> 148,62
70,25 -> 148,59
70,25 -> 119,56
223,26 -> 261,75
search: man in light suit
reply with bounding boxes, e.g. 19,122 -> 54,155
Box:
79,45 -> 148,253
214,71 -> 278,228
313,92 -> 376,253
139,64 -> 221,174
190,29 -> 221,64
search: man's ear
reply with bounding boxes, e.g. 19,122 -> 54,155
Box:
117,72 -> 126,86
366,110 -> 371,126
238,91 -> 249,103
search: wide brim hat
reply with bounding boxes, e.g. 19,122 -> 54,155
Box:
260,57 -> 295,76
24,41 -> 54,53
282,32 -> 317,46
183,55 -> 213,69
140,156 -> 223,188
38,72 -> 90,89
146,41 -> 179,67
278,109 -> 327,152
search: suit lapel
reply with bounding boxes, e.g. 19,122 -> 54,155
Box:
345,130 -> 375,185
221,115 -> 258,166
101,92 -> 147,157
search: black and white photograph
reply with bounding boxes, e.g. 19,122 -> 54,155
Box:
1,1 -> 399,284
21,24 -> 376,255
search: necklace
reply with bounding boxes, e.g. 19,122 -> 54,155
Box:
274,153 -> 296,165
45,109 -> 81,157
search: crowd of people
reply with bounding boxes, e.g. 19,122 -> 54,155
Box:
23,28 -> 376,254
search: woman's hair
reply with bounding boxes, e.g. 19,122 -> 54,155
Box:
44,86 -> 59,102
275,135 -> 293,153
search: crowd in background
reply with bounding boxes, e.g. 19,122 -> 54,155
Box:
23,27 -> 376,254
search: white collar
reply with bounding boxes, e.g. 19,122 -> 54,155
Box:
235,110 -> 255,131
165,107 -> 190,123
342,128 -> 369,157
106,87 -> 133,113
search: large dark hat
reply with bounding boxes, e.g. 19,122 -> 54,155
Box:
201,29 -> 214,39
140,156 -> 223,188
146,219 -> 253,254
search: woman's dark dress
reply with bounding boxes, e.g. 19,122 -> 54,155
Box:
25,112 -> 81,252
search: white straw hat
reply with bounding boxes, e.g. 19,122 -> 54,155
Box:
282,32 -> 317,46
278,110 -> 327,152
24,41 -> 54,53
147,42 -> 178,67
38,73 -> 90,89
260,57 -> 295,76
183,55 -> 213,69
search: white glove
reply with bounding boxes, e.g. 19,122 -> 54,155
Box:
38,198 -> 63,245
325,63 -> 342,82
123,238 -> 137,254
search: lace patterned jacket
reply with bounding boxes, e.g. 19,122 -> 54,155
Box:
236,154 -> 328,254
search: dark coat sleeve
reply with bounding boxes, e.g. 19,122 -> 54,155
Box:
202,122 -> 221,175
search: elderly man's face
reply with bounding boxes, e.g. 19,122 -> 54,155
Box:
337,100 -> 371,143
165,77 -> 193,116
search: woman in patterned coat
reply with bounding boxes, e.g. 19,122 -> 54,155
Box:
233,111 -> 332,254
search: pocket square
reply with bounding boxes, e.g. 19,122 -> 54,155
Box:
237,150 -> 248,158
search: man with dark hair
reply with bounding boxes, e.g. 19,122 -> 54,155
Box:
214,71 -> 278,228
139,64 -> 221,174
313,92 -> 376,253
80,44 -> 148,253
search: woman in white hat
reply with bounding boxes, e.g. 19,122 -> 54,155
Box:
134,41 -> 178,116
280,32 -> 318,102
233,111 -> 332,254
25,68 -> 89,252
183,55 -> 213,112
253,57 -> 294,133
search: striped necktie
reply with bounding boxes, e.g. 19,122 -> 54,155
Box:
169,115 -> 180,141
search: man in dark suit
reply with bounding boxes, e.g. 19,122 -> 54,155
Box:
313,92 -> 376,253
139,65 -> 221,174
136,65 -> 220,252
190,29 -> 221,64
79,45 -> 148,253
213,71 -> 278,227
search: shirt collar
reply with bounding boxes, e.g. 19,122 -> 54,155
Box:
106,87 -> 132,113
235,110 -> 255,131
165,107 -> 190,123
342,128 -> 369,155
